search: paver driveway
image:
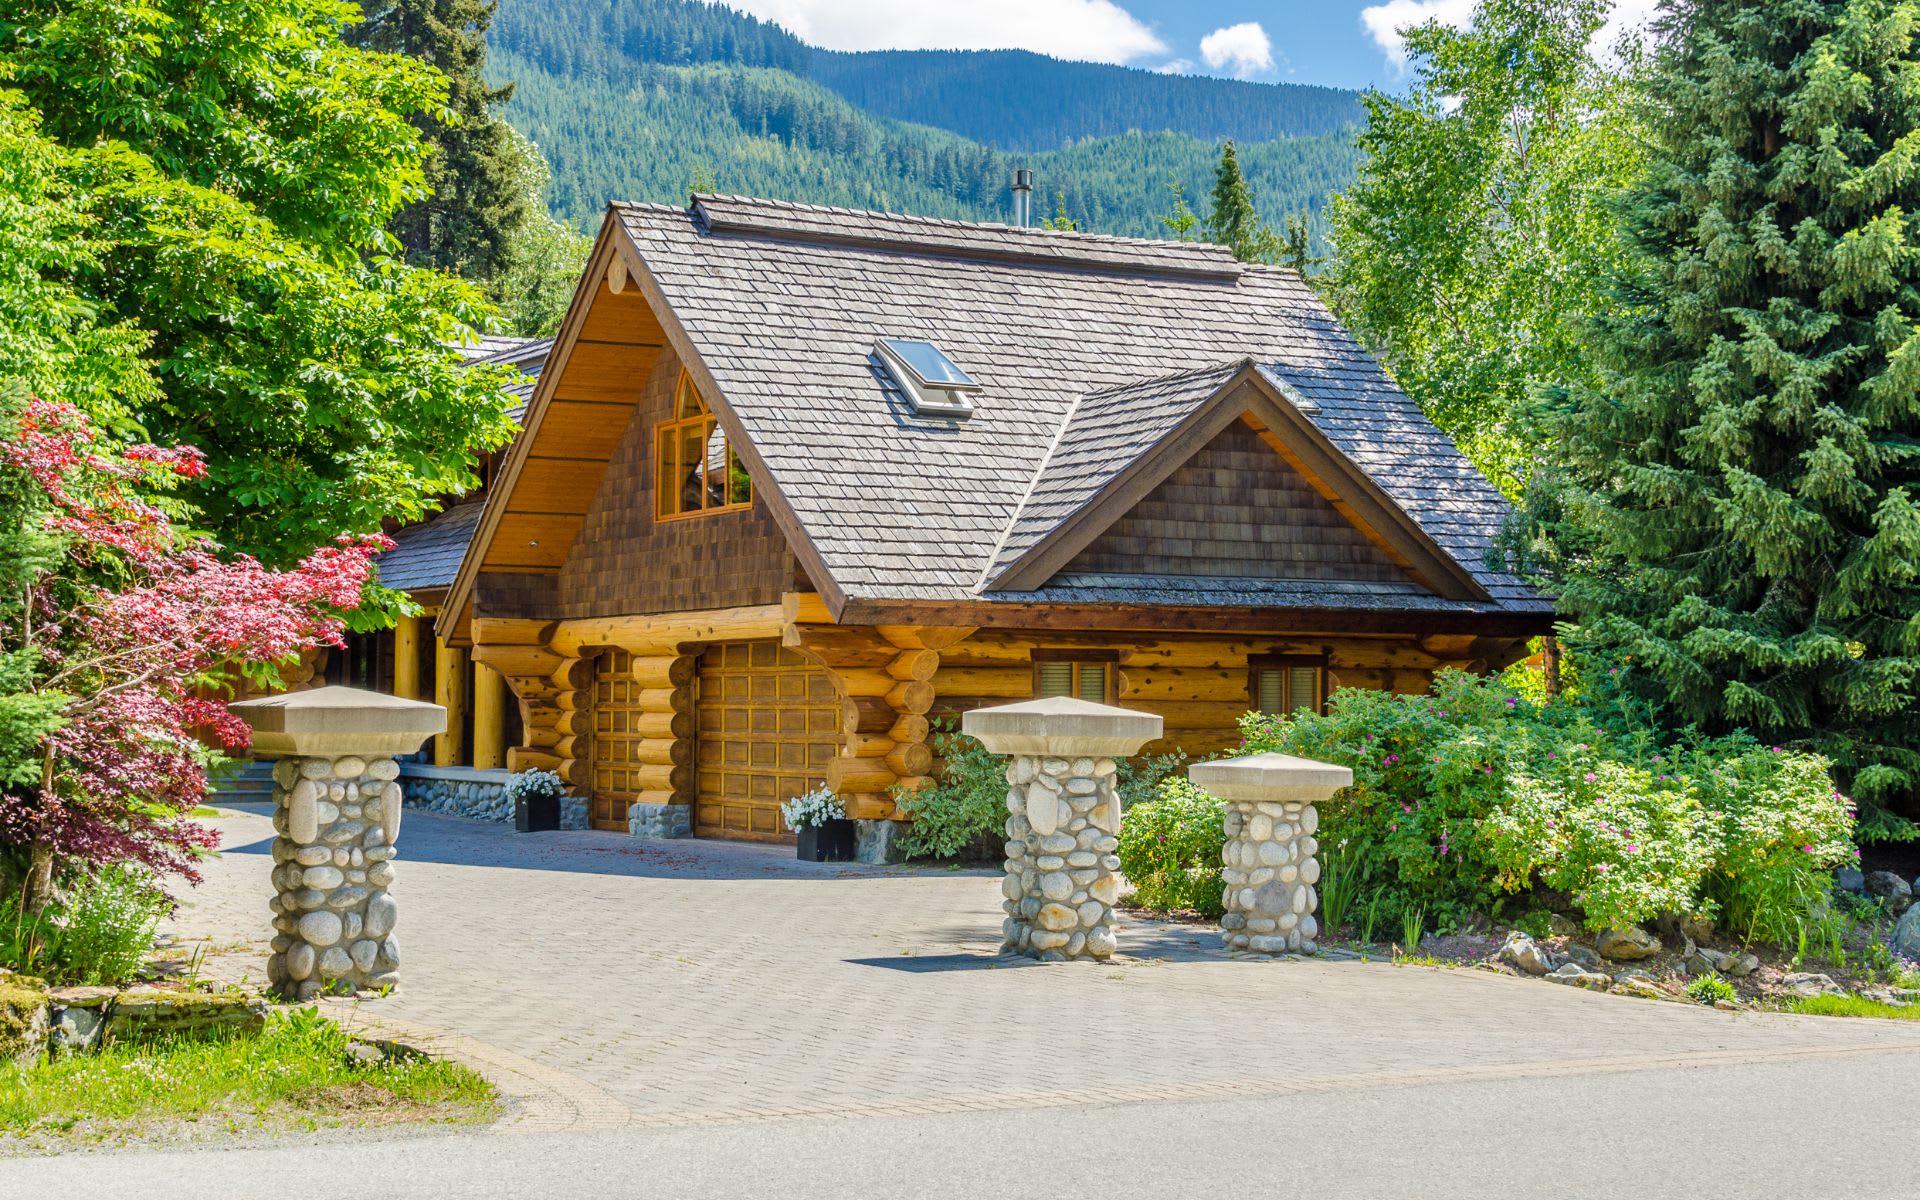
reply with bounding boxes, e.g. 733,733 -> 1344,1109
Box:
179,805 -> 1920,1130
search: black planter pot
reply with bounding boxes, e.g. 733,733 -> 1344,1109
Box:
515,794 -> 560,833
796,818 -> 856,862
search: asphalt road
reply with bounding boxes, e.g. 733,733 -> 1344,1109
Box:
4,1047 -> 1912,1198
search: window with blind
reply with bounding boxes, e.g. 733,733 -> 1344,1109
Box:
1033,655 -> 1114,703
1251,659 -> 1326,716
654,372 -> 752,520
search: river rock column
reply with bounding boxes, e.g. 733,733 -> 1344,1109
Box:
962,698 -> 1162,961
1189,753 -> 1353,955
229,687 -> 446,1000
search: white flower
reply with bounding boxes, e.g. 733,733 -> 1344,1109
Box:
504,769 -> 564,803
779,785 -> 844,830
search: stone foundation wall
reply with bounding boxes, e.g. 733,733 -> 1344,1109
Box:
628,802 -> 692,839
402,771 -> 588,831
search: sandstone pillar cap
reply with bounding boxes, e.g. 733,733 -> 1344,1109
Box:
1188,752 -> 1353,805
230,686 -> 447,759
962,697 -> 1163,757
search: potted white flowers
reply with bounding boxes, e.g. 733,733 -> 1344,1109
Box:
780,785 -> 855,862
505,769 -> 565,833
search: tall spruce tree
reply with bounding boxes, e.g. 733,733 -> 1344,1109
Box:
348,0 -> 527,279
1204,140 -> 1279,263
1544,0 -> 1920,830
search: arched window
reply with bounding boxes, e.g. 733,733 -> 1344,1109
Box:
655,372 -> 752,519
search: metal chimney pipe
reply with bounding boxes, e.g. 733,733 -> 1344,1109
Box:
1012,168 -> 1033,228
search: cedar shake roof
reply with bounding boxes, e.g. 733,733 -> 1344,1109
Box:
373,339 -> 551,594
604,195 -> 1549,620
376,500 -> 484,593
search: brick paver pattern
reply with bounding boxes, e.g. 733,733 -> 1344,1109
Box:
181,808 -> 1920,1129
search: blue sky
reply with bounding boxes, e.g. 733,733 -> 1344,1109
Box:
720,1 -> 1656,91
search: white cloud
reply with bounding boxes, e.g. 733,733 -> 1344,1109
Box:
1153,58 -> 1196,75
1358,0 -> 1475,70
1360,0 -> 1660,73
717,0 -> 1167,65
1198,22 -> 1275,78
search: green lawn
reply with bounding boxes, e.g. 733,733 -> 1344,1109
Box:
1788,994 -> 1920,1020
0,1008 -> 496,1152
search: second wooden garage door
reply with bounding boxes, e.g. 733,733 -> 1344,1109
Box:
695,640 -> 840,841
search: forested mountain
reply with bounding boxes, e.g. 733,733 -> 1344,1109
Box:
808,51 -> 1363,152
489,0 -> 1365,239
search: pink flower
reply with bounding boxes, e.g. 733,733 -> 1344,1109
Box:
1584,772 -> 1597,783
1595,862 -> 1610,873
1801,845 -> 1815,854
1624,844 -> 1638,853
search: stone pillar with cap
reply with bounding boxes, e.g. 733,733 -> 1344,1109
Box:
1188,753 -> 1353,955
962,697 -> 1163,961
229,686 -> 446,999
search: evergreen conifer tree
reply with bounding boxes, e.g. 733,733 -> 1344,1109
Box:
1204,139 -> 1277,262
349,0 -> 528,279
1544,0 -> 1920,829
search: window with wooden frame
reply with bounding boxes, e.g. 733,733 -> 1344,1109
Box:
654,372 -> 752,520
1250,654 -> 1328,716
1032,649 -> 1118,704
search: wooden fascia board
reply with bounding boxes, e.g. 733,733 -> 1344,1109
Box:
834,596 -> 1553,639
608,219 -> 852,623
989,367 -> 1264,592
1235,376 -> 1489,602
436,216 -> 626,641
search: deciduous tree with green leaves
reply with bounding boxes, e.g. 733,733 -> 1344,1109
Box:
0,0 -> 517,565
1325,0 -> 1645,493
1541,0 -> 1920,832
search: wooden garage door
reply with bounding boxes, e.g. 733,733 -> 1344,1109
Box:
696,640 -> 840,841
589,649 -> 647,831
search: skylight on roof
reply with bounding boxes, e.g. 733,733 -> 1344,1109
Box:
875,338 -> 980,418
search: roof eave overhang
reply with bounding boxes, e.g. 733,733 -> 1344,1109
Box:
835,595 -> 1553,638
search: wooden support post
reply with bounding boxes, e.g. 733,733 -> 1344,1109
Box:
435,639 -> 468,767
393,614 -> 422,701
472,661 -> 506,770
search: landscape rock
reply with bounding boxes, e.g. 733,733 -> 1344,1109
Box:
1781,972 -> 1843,997
1596,926 -> 1662,961
1893,905 -> 1920,961
1562,943 -> 1604,971
1545,962 -> 1611,991
1613,976 -> 1668,1001
1866,871 -> 1913,913
1834,867 -> 1866,893
1498,931 -> 1553,976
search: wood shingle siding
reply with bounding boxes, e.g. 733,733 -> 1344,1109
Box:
1064,419 -> 1411,584
555,345 -> 796,619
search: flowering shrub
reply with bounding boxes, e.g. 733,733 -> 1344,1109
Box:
0,398 -> 385,908
1115,778 -> 1227,916
1483,763 -> 1712,931
779,784 -> 843,831
1239,670 -> 1854,940
503,769 -> 564,804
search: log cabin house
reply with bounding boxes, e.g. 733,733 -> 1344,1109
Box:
433,195 -> 1553,843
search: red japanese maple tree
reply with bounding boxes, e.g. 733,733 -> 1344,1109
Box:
0,398 -> 386,907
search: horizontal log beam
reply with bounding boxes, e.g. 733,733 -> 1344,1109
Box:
548,605 -> 787,657
874,625 -> 978,651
